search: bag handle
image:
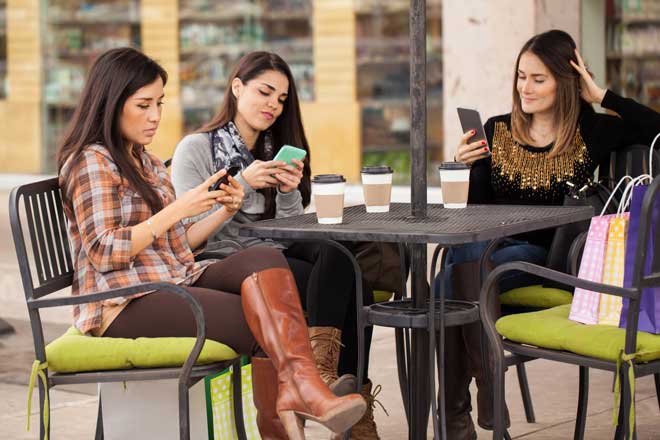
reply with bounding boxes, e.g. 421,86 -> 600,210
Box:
618,175 -> 653,215
600,175 -> 634,216
649,132 -> 660,178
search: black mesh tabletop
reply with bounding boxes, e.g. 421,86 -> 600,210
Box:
239,203 -> 594,245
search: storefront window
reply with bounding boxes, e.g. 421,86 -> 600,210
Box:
0,0 -> 6,99
179,0 -> 314,133
606,0 -> 660,111
43,0 -> 141,172
356,0 -> 442,185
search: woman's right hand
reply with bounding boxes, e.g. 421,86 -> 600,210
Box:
172,169 -> 228,220
241,160 -> 284,189
454,130 -> 490,165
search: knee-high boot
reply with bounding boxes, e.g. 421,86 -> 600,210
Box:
252,357 -> 288,440
241,268 -> 367,439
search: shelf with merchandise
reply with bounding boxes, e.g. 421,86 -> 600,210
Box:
178,0 -> 314,132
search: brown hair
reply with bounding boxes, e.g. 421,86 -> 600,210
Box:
198,51 -> 311,218
56,47 -> 168,213
511,30 -> 588,157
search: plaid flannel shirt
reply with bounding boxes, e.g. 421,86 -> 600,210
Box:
59,144 -> 212,334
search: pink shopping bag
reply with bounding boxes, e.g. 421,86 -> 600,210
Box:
597,214 -> 629,325
569,215 -> 613,324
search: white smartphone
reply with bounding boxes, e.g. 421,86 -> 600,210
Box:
457,107 -> 490,153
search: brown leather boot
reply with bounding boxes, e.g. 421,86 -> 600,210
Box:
331,380 -> 384,440
241,268 -> 367,439
309,327 -> 357,397
252,357 -> 288,440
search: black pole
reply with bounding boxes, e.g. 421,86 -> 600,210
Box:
409,1 -> 430,439
410,0 -> 427,219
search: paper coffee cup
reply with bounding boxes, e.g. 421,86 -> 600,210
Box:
312,174 -> 346,224
438,162 -> 470,209
361,166 -> 394,213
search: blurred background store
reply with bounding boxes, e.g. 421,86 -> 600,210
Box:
0,0 -> 658,184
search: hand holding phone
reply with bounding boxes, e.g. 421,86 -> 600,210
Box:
208,166 -> 241,192
456,107 -> 491,164
273,145 -> 307,167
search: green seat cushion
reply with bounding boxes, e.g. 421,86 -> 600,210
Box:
496,304 -> 660,363
500,285 -> 573,308
374,290 -> 394,303
45,327 -> 238,373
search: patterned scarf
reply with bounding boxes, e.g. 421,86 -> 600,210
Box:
210,121 -> 274,172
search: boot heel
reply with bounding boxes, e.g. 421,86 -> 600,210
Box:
278,410 -> 305,440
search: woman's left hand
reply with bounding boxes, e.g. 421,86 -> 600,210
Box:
275,158 -> 304,193
216,175 -> 245,214
570,49 -> 606,105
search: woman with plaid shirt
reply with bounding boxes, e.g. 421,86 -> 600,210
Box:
56,47 -> 365,439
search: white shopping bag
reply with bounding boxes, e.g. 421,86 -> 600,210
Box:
101,379 -> 208,440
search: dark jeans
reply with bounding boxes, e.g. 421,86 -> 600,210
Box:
435,239 -> 548,298
284,241 -> 374,381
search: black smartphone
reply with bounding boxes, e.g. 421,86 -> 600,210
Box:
208,166 -> 241,191
457,107 -> 490,152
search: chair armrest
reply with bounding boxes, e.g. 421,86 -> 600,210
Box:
479,261 -> 638,314
479,237 -> 508,284
27,282 -> 190,309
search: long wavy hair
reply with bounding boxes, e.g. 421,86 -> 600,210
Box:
198,51 -> 312,219
511,30 -> 591,157
56,47 -> 168,213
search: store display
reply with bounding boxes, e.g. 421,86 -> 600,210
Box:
606,0 -> 660,111
179,0 -> 314,133
357,0 -> 443,184
42,0 -> 141,172
0,0 -> 6,99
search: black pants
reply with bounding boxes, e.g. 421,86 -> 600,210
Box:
284,241 -> 374,381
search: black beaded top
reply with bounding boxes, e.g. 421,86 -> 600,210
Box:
467,90 -> 660,247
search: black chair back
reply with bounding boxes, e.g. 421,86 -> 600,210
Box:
9,177 -> 74,302
607,144 -> 660,185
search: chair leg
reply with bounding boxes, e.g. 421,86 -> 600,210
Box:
574,366 -> 589,440
232,358 -> 248,440
178,381 -> 190,440
38,380 -> 49,440
95,394 -> 104,440
396,327 -> 411,424
654,373 -> 660,412
515,362 -> 536,423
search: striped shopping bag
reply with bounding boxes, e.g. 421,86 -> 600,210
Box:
597,213 -> 629,325
569,215 -> 613,324
205,357 -> 261,440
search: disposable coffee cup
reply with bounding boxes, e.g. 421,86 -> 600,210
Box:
312,174 -> 346,224
438,162 -> 470,208
361,166 -> 394,213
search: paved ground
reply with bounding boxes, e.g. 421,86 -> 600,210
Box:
1,185 -> 660,439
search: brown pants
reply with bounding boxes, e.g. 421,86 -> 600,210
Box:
105,246 -> 288,356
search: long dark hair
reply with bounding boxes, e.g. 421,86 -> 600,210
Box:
511,29 -> 590,157
198,51 -> 312,219
56,47 -> 168,213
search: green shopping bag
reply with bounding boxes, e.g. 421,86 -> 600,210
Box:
205,356 -> 261,439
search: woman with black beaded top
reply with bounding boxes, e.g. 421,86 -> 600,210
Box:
441,29 -> 660,439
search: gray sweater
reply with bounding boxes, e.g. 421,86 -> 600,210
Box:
171,133 -> 303,252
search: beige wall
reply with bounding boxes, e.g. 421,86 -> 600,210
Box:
0,0 -> 42,173
442,0 -> 582,162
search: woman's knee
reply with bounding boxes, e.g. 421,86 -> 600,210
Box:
239,246 -> 289,271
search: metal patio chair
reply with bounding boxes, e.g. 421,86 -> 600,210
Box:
9,177 -> 246,440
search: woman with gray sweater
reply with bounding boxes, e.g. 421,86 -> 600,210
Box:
171,52 -> 380,439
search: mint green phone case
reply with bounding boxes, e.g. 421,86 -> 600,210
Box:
273,145 -> 307,166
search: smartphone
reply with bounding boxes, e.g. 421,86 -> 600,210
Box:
273,144 -> 307,166
208,166 -> 241,192
457,107 -> 490,152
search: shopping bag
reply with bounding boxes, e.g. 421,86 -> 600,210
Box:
620,184 -> 660,334
569,215 -> 613,324
205,357 -> 261,440
597,213 -> 629,325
